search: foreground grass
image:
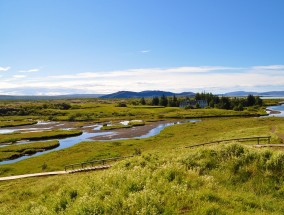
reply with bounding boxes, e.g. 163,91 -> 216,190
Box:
1,117 -> 283,177
0,130 -> 82,144
1,144 -> 284,214
0,140 -> 59,161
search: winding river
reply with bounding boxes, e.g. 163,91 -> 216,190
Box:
0,120 -> 200,165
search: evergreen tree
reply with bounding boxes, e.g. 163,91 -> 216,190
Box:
173,95 -> 178,107
247,94 -> 256,106
140,97 -> 146,105
255,96 -> 263,106
218,97 -> 231,109
159,94 -> 168,106
151,96 -> 160,106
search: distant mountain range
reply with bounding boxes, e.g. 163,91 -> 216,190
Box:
101,90 -> 284,98
0,90 -> 284,100
0,94 -> 104,100
223,91 -> 284,97
100,91 -> 195,98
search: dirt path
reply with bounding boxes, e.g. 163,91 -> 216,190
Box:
0,171 -> 67,181
0,165 -> 112,182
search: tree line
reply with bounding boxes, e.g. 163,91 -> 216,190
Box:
139,95 -> 180,107
138,92 -> 263,111
194,92 -> 263,110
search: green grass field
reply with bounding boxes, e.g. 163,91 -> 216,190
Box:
1,143 -> 284,214
0,117 -> 283,177
0,99 -> 268,122
0,120 -> 37,128
0,140 -> 59,161
0,99 -> 283,214
0,130 -> 82,144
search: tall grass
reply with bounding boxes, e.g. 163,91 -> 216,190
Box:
1,144 -> 284,214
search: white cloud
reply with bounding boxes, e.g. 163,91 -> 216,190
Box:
18,68 -> 40,73
13,75 -> 26,78
0,65 -> 284,95
0,66 -> 11,72
47,66 -> 241,80
252,65 -> 284,70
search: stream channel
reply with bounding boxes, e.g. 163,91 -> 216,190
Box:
266,104 -> 284,117
0,119 -> 200,165
2,104 -> 283,165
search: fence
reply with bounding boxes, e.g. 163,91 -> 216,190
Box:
184,136 -> 271,149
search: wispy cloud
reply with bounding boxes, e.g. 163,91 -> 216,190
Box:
0,66 -> 11,72
140,50 -> 151,53
252,65 -> 284,70
18,68 -> 40,73
0,65 -> 284,95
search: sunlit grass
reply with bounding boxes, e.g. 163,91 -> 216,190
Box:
0,130 -> 82,144
0,140 -> 59,161
1,143 -> 284,214
1,117 -> 283,177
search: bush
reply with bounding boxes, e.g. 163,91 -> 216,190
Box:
116,103 -> 127,107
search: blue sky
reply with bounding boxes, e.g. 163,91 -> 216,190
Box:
1,0 -> 284,95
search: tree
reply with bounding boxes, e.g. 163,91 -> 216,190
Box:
247,94 -> 256,106
159,94 -> 168,106
172,95 -> 178,107
218,97 -> 231,109
195,93 -> 201,100
255,96 -> 263,106
140,97 -> 146,105
151,96 -> 160,106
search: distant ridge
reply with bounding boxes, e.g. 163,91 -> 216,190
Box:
0,94 -> 104,100
100,90 -> 195,98
223,91 -> 284,97
0,91 -> 284,100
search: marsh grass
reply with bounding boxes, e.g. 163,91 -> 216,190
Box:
0,117 -> 283,177
0,99 -> 268,123
0,120 -> 37,128
0,130 -> 82,144
100,124 -> 132,130
0,140 -> 59,161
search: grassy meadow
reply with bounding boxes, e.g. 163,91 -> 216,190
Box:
0,98 -> 283,214
0,98 -> 268,123
0,140 -> 59,161
0,117 -> 283,176
0,120 -> 37,128
1,143 -> 284,214
0,130 -> 82,144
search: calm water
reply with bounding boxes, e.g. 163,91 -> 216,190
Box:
0,120 -> 200,164
267,104 -> 284,117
